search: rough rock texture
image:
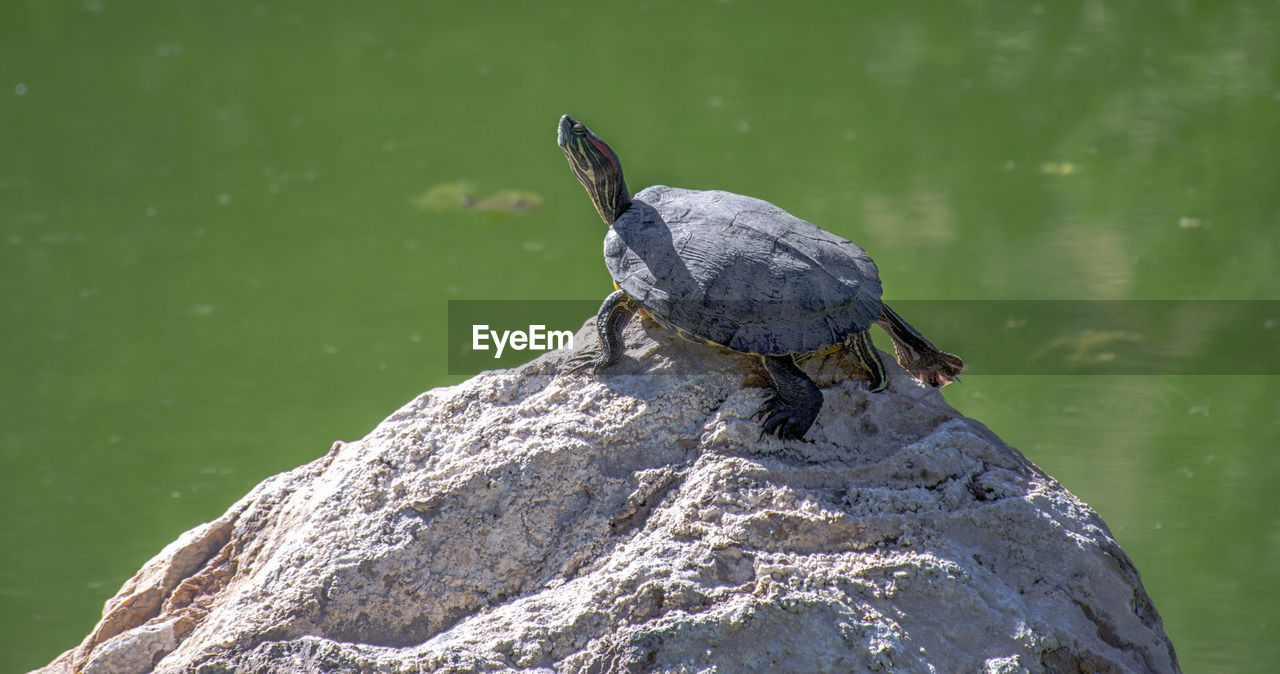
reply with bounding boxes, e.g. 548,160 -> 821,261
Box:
42,318 -> 1179,673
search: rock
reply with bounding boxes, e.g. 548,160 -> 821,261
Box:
40,318 -> 1180,673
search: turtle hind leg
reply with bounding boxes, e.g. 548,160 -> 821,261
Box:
847,330 -> 888,392
753,355 -> 824,440
876,303 -> 964,387
566,289 -> 635,374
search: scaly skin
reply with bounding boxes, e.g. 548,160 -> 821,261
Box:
558,115 -> 631,224
565,289 -> 635,374
754,355 -> 824,440
876,304 -> 963,386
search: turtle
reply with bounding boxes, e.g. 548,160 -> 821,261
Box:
557,115 -> 963,440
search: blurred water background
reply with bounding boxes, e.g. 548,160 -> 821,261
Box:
2,1 -> 1277,670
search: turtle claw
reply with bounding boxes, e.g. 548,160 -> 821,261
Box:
564,349 -> 606,375
752,393 -> 817,441
903,356 -> 963,388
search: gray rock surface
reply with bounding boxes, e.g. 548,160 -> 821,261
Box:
41,318 -> 1179,673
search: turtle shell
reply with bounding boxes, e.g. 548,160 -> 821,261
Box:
605,185 -> 884,356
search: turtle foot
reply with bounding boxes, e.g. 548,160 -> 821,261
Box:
564,349 -> 611,375
876,304 -> 964,388
564,350 -> 601,375
755,355 -> 824,440
753,393 -> 820,441
900,350 -> 964,388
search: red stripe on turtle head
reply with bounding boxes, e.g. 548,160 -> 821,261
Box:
587,135 -> 620,174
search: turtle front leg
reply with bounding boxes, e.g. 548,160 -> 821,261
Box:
753,355 -> 824,440
565,289 -> 635,374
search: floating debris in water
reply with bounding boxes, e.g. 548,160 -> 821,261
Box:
1031,328 -> 1143,365
1039,161 -> 1079,175
1178,216 -> 1205,229
412,182 -> 543,213
413,182 -> 473,210
476,189 -> 544,213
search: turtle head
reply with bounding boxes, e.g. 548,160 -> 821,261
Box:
558,115 -> 631,224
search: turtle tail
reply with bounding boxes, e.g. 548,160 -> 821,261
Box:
876,304 -> 964,387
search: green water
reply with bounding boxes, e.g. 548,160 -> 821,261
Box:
2,1 -> 1277,671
